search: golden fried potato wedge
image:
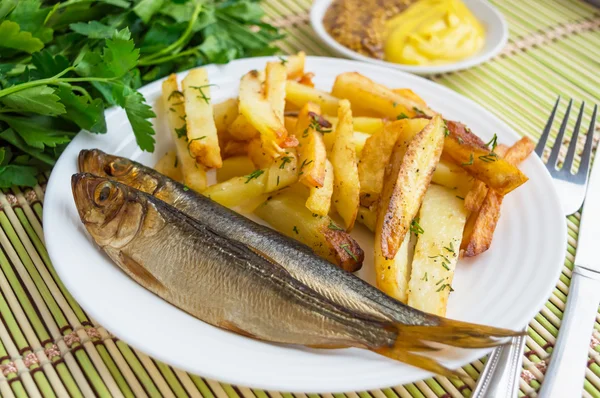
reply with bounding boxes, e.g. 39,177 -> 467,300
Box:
431,160 -> 473,198
462,137 -> 534,257
331,72 -> 435,119
407,184 -> 468,317
444,122 -> 528,195
216,156 -> 255,183
377,115 -> 445,259
254,191 -> 364,272
284,116 -> 297,132
353,131 -> 369,157
213,98 -> 238,134
325,116 -> 386,135
228,115 -> 258,140
265,61 -> 287,121
204,169 -> 268,208
392,88 -> 428,108
286,81 -> 340,116
162,74 -> 207,191
358,118 -> 429,205
463,145 -> 509,212
357,206 -> 377,232
285,51 -> 305,80
247,137 -> 273,169
221,140 -> 249,159
182,68 -> 222,168
295,103 -> 329,188
239,70 -> 286,158
375,232 -> 414,304
154,150 -> 183,182
306,159 -> 334,216
331,100 -> 360,230
266,149 -> 298,192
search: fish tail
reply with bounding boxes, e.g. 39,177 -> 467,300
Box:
370,318 -> 523,376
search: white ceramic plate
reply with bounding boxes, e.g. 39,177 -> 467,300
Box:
310,0 -> 508,75
44,57 -> 565,393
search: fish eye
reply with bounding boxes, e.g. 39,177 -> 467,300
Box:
106,159 -> 132,176
94,183 -> 114,205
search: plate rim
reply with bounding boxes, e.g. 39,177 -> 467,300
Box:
309,0 -> 509,75
43,55 -> 566,393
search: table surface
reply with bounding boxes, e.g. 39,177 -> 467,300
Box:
0,0 -> 599,397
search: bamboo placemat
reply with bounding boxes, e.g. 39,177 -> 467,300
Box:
0,0 -> 599,397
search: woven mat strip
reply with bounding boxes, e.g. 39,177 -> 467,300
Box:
0,0 -> 598,397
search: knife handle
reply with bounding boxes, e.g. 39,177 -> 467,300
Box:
538,266 -> 600,398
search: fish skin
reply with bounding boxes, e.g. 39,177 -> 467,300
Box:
71,173 -> 397,349
78,149 -> 436,325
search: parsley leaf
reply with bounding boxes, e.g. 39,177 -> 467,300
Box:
0,115 -> 72,150
0,86 -> 66,116
0,20 -> 44,54
115,86 -> 156,152
70,21 -> 117,39
55,85 -> 107,133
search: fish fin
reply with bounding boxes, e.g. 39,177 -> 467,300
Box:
119,252 -> 166,294
397,318 -> 524,349
219,320 -> 260,340
370,318 -> 521,376
373,345 -> 459,378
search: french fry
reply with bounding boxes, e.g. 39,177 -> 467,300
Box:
462,137 -> 534,257
306,159 -> 334,216
284,116 -> 297,132
216,156 -> 255,182
298,72 -> 315,87
431,160 -> 473,198
228,115 -> 258,140
203,169 -> 267,208
357,206 -> 377,232
222,140 -> 249,159
247,137 -> 274,169
331,100 -> 360,230
266,149 -> 298,192
375,232 -> 414,304
407,185 -> 468,316
324,116 -> 386,135
443,121 -> 528,195
162,74 -> 207,191
286,81 -> 340,116
295,103 -> 328,188
154,150 -> 183,182
331,72 -> 435,119
377,115 -> 445,259
285,51 -> 305,80
182,68 -> 222,168
392,88 -> 428,108
213,98 -> 238,133
358,118 -> 429,205
353,131 -> 369,157
254,191 -> 364,272
463,144 -> 509,212
239,70 -> 286,158
265,61 -> 287,121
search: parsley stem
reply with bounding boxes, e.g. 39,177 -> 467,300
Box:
138,48 -> 201,67
139,3 -> 203,64
0,66 -> 75,98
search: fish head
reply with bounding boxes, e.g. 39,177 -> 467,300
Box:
78,149 -> 159,194
72,173 -> 146,248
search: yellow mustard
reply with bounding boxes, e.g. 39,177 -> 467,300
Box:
384,0 -> 485,65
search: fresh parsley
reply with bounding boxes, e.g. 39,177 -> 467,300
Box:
0,0 -> 282,187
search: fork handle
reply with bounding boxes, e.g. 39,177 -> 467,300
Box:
538,266 -> 600,398
471,332 -> 526,398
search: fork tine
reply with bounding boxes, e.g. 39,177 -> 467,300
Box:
576,104 -> 598,181
562,101 -> 585,173
547,98 -> 573,167
535,96 -> 561,157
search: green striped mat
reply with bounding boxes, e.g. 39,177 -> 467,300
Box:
0,0 -> 599,396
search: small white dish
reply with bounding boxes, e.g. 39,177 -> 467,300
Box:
310,0 -> 509,75
44,57 -> 565,393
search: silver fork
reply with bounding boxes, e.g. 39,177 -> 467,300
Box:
472,97 -> 598,398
